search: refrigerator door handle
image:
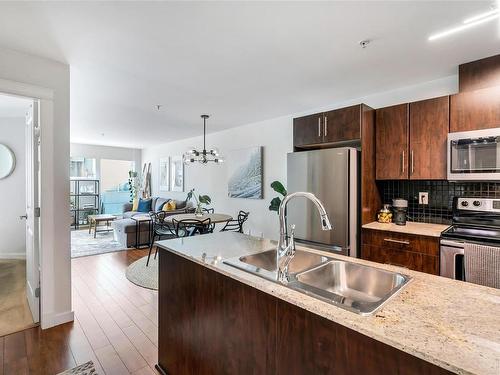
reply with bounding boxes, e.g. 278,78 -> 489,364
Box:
318,117 -> 322,138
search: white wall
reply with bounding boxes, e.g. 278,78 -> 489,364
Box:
142,75 -> 459,240
0,46 -> 71,329
0,117 -> 26,258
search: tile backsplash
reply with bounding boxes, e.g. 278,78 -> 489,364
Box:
378,180 -> 500,224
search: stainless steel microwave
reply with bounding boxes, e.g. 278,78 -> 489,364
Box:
448,128 -> 500,181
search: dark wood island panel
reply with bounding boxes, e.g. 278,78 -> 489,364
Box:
158,249 -> 452,375
158,248 -> 277,375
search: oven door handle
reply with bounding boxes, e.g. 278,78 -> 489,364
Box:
440,239 -> 465,247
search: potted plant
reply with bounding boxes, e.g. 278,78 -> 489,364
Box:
187,188 -> 212,217
269,180 -> 287,214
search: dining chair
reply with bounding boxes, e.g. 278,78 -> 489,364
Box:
201,207 -> 216,232
172,218 -> 212,237
147,211 -> 176,266
220,211 -> 249,233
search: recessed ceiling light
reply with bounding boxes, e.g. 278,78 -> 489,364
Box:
428,10 -> 499,41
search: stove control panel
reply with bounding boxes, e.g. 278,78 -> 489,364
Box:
457,198 -> 500,212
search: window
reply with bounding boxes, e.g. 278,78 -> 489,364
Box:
70,157 -> 96,179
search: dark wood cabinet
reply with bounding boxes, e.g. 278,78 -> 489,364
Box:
158,249 -> 451,375
158,248 -> 276,375
323,104 -> 361,143
376,97 -> 450,181
450,86 -> 500,132
459,54 -> 500,92
293,113 -> 323,147
375,104 -> 409,180
409,96 -> 449,180
361,228 -> 440,275
293,104 -> 363,149
276,300 -> 449,375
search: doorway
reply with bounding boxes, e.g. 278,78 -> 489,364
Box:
0,92 -> 40,336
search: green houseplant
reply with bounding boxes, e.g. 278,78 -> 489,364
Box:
187,188 -> 212,217
269,180 -> 287,214
128,170 -> 140,203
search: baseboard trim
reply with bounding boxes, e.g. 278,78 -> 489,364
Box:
41,310 -> 74,329
0,253 -> 26,259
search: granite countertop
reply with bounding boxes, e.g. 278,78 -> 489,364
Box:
156,232 -> 500,375
362,221 -> 450,237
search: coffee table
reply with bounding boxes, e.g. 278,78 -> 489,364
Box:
88,214 -> 117,238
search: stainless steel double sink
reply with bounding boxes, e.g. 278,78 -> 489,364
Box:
224,249 -> 411,315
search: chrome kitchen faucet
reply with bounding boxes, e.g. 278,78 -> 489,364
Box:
277,192 -> 333,283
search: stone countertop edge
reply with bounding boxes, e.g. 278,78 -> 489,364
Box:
362,221 -> 451,237
156,232 -> 500,375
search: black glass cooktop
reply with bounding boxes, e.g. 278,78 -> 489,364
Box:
441,225 -> 500,245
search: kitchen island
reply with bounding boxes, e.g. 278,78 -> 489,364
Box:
156,232 -> 500,375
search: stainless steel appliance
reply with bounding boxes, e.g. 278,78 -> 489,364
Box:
447,128 -> 500,181
286,148 -> 358,257
392,198 -> 408,226
440,197 -> 500,280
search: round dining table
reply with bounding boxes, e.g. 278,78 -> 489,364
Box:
165,212 -> 233,224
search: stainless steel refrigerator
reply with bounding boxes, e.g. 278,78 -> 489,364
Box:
286,147 -> 358,257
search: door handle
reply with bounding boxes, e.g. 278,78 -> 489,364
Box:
384,238 -> 410,245
410,150 -> 414,175
401,151 -> 405,175
324,116 -> 327,137
20,214 -> 28,220
318,117 -> 322,137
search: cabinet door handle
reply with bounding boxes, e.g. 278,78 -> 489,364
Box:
318,117 -> 322,137
401,151 -> 405,175
384,238 -> 410,245
324,116 -> 327,137
410,150 -> 414,175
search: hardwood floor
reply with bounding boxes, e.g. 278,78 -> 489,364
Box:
0,260 -> 36,337
0,248 -> 160,375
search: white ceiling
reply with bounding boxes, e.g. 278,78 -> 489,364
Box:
0,1 -> 498,148
0,93 -> 32,118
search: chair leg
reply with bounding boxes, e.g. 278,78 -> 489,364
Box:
146,234 -> 155,267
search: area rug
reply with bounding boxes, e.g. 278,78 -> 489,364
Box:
71,229 -> 127,258
57,361 -> 97,375
126,255 -> 158,290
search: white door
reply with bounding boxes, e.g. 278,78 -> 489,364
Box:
24,101 -> 40,323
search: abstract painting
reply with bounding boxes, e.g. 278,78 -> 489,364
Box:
159,157 -> 170,191
227,146 -> 263,199
170,156 -> 184,192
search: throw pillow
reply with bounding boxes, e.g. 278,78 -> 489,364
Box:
132,198 -> 139,211
163,200 -> 176,211
137,198 -> 152,213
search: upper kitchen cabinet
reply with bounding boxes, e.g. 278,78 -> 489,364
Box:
323,104 -> 361,143
375,104 -> 409,180
450,86 -> 500,132
293,105 -> 363,148
409,96 -> 449,180
293,113 -> 323,147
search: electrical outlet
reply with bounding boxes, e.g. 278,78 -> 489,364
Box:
419,192 -> 429,205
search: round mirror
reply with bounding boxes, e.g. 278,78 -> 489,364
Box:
0,144 -> 16,180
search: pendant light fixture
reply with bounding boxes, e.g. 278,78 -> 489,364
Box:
183,115 -> 224,165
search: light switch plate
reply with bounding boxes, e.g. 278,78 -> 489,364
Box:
419,192 -> 429,205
